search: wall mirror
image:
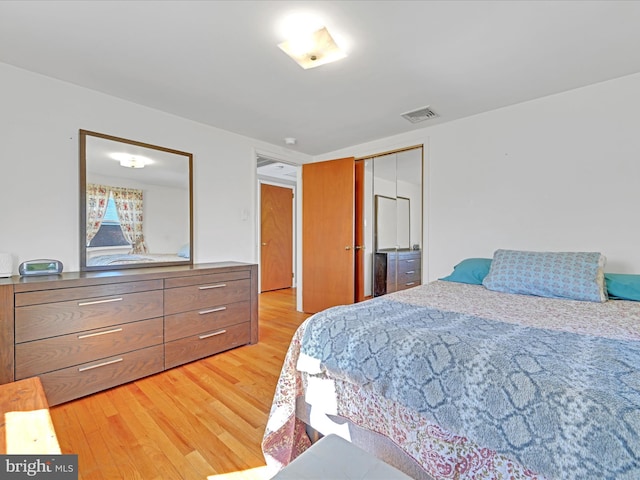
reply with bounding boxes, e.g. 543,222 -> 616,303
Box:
79,129 -> 193,271
372,150 -> 421,253
375,195 -> 411,250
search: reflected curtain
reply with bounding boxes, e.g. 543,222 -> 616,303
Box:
86,183 -> 110,246
111,186 -> 148,254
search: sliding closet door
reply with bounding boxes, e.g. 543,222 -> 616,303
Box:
372,147 -> 423,296
302,157 -> 355,313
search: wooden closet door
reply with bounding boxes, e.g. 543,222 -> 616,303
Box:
260,183 -> 293,292
302,157 -> 355,313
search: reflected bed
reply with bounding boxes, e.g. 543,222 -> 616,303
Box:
87,253 -> 186,266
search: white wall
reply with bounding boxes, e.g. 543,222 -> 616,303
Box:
318,72 -> 640,280
4,62 -> 639,281
0,63 -> 310,274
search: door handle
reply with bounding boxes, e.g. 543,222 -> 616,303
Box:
345,246 -> 351,250
78,297 -> 123,307
261,242 -> 267,246
354,245 -> 365,250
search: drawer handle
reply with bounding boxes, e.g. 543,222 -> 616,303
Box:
199,284 -> 226,290
78,327 -> 123,339
78,297 -> 123,307
405,270 -> 415,274
199,329 -> 227,340
199,306 -> 227,315
78,357 -> 123,372
405,282 -> 416,286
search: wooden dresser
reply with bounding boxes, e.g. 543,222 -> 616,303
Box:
374,250 -> 421,296
0,262 -> 258,405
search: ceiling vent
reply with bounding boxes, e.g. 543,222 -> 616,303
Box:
401,106 -> 439,124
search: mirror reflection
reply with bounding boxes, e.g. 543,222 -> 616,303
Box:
80,130 -> 193,271
371,147 -> 423,297
373,150 -> 422,252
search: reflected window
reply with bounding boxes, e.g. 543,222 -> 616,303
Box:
88,194 -> 130,247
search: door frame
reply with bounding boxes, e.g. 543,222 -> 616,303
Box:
258,179 -> 296,290
256,153 -> 300,296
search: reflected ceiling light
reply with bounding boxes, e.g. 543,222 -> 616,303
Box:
110,152 -> 153,169
278,26 -> 346,69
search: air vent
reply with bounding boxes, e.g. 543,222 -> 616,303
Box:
401,106 -> 439,124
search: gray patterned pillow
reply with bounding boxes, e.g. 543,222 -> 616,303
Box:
482,249 -> 607,302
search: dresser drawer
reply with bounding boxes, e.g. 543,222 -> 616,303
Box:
397,263 -> 421,280
39,344 -> 164,406
164,278 -> 250,315
15,290 -> 164,343
164,322 -> 250,369
164,271 -> 250,289
165,300 -> 249,342
15,280 -> 163,307
397,253 -> 421,272
396,271 -> 421,291
15,317 -> 163,380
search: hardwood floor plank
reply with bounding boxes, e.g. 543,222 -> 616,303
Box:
50,288 -> 309,479
54,407 -> 106,480
84,428 -> 122,479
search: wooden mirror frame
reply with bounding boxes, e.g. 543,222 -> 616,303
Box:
79,129 -> 193,271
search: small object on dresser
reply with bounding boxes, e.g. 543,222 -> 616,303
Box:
0,253 -> 13,277
18,259 -> 63,276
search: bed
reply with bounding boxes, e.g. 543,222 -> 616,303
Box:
87,253 -> 186,266
262,251 -> 640,479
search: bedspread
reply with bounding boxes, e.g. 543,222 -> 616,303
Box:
262,282 -> 640,480
87,253 -> 184,266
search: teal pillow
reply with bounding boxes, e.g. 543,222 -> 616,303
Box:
440,258 -> 492,285
605,273 -> 640,301
482,249 -> 607,302
177,244 -> 190,258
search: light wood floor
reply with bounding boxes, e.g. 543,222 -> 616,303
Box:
50,288 -> 309,480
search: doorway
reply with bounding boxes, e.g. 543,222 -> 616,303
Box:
257,156 -> 298,294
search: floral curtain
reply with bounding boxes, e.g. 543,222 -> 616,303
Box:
111,186 -> 148,254
85,183 -> 110,246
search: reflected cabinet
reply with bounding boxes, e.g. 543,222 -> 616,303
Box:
374,249 -> 422,296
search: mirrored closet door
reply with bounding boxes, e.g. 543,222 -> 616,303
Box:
367,147 -> 423,297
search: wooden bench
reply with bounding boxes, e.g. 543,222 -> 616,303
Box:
0,377 -> 61,454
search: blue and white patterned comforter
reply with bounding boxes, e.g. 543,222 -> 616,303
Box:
297,282 -> 640,479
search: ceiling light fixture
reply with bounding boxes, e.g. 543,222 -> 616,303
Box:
284,137 -> 297,145
278,26 -> 346,69
110,152 -> 153,169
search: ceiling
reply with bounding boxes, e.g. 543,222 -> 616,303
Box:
85,133 -> 190,189
2,1 -> 640,156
